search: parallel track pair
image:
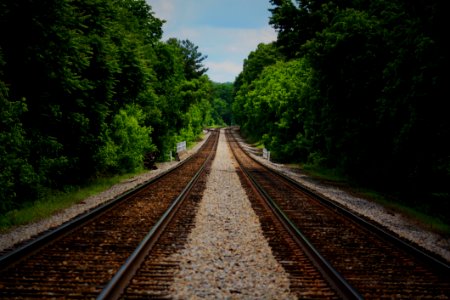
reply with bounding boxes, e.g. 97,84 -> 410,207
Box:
226,127 -> 449,299
0,130 -> 219,299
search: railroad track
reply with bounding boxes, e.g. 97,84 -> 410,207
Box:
226,127 -> 450,299
0,129 -> 219,299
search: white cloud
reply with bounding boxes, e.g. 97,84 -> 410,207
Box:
147,0 -> 175,21
173,26 -> 276,47
207,61 -> 242,74
206,61 -> 243,82
175,26 -> 276,82
146,0 -> 278,82
223,27 -> 277,54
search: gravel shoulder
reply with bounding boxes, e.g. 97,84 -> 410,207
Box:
169,129 -> 295,299
234,131 -> 450,264
2,126 -> 448,272
0,132 -> 210,253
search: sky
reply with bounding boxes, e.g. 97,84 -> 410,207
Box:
146,0 -> 277,83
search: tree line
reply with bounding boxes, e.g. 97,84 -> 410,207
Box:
233,0 -> 448,216
0,0 -> 232,214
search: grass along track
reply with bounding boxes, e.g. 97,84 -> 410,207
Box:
0,131 -> 219,298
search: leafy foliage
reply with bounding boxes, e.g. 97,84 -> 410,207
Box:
211,82 -> 233,125
233,43 -> 284,127
0,0 -> 223,214
0,61 -> 38,212
244,59 -> 312,161
96,104 -> 156,173
235,0 -> 449,203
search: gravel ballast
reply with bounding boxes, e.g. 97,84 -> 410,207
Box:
235,131 -> 450,263
169,129 -> 295,299
1,127 -> 449,297
0,133 -> 210,253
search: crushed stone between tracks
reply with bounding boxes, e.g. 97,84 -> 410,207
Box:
234,130 -> 450,263
2,125 -> 448,282
169,129 -> 295,299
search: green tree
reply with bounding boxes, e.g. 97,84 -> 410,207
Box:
267,0 -> 449,196
180,39 -> 209,80
233,43 -> 283,128
211,82 -> 233,125
178,76 -> 214,140
237,59 -> 312,161
0,0 -> 165,211
166,38 -> 208,81
0,0 -> 219,214
148,38 -> 214,156
96,104 -> 156,173
303,9 -> 386,174
0,53 -> 38,213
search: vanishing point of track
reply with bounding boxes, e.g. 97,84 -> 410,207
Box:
226,127 -> 450,299
1,127 -> 449,299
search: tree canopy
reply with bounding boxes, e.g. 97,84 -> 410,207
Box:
0,0 -> 229,214
234,0 -> 449,217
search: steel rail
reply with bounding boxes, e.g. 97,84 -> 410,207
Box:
226,129 -> 363,300
97,131 -> 219,300
269,165 -> 450,274
228,128 -> 450,274
0,132 -> 214,272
